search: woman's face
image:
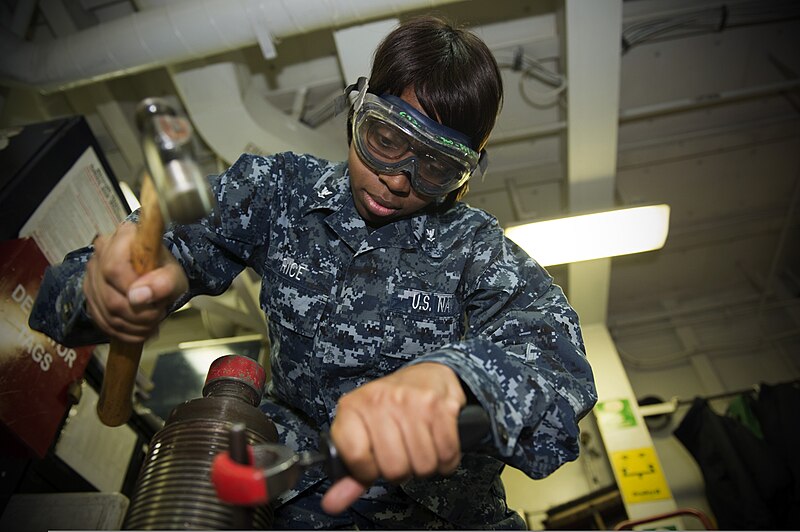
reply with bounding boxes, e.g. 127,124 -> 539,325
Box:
348,87 -> 436,228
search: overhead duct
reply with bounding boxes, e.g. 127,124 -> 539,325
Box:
0,0 -> 462,166
169,61 -> 345,163
0,0 -> 462,92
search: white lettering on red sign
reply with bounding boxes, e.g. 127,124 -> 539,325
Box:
13,283 -> 77,371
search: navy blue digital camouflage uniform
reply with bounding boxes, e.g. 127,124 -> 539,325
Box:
30,152 -> 597,529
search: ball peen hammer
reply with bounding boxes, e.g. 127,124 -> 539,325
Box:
96,98 -> 215,427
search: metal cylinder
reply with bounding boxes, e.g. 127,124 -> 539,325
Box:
123,355 -> 278,530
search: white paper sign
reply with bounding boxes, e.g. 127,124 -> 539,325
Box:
19,147 -> 127,264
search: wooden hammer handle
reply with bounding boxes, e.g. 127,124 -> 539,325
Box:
97,175 -> 164,427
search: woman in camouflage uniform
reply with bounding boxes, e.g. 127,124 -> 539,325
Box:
32,15 -> 596,529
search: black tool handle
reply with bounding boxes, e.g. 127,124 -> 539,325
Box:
322,404 -> 491,482
456,403 -> 492,451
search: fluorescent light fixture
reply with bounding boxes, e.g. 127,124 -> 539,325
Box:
504,204 -> 670,267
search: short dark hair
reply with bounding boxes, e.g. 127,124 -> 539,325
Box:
349,15 -> 503,204
369,15 -> 503,152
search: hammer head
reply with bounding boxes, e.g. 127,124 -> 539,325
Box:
136,97 -> 215,225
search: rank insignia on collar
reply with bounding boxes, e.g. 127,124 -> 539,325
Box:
426,228 -> 435,241
319,187 -> 333,198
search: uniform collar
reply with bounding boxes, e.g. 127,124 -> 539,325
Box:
411,211 -> 447,258
304,163 -> 352,215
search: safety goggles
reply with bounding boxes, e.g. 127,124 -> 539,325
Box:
346,78 -> 487,198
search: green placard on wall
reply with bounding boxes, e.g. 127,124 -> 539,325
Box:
595,398 -> 638,429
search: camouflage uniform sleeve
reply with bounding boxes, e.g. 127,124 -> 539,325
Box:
408,217 -> 598,479
164,153 -> 280,309
29,245 -> 106,347
29,153 -> 281,347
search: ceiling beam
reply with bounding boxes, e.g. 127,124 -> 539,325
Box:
563,0 -> 621,324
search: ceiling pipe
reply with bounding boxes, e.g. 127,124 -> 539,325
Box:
488,79 -> 800,146
0,0 -> 462,93
618,79 -> 800,122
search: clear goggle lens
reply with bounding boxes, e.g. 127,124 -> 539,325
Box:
362,118 -> 469,194
352,95 -> 484,197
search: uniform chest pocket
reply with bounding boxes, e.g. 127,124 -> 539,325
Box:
263,267 -> 330,338
383,288 -> 463,359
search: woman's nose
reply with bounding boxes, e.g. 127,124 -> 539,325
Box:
378,171 -> 412,195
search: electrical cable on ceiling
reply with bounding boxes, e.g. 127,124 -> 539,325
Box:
622,1 -> 800,53
497,47 -> 567,109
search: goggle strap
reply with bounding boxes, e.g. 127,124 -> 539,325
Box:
475,150 -> 489,181
301,77 -> 369,128
350,77 -> 369,113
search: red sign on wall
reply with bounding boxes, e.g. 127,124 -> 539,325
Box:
0,238 -> 93,458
